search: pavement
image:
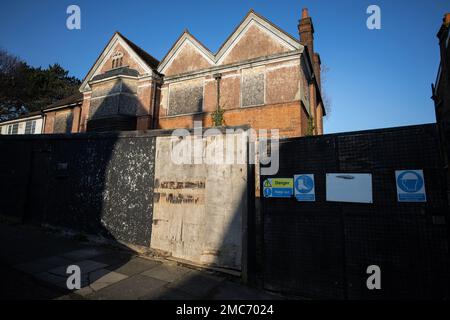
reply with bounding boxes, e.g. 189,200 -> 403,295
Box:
0,221 -> 279,300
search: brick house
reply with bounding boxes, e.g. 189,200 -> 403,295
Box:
40,8 -> 325,138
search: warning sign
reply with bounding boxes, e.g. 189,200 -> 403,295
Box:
263,178 -> 293,198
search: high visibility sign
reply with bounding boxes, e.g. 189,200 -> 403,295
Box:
263,178 -> 293,198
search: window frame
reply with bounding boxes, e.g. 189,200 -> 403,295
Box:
24,120 -> 36,134
8,123 -> 19,134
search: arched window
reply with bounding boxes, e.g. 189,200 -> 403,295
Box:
111,51 -> 124,69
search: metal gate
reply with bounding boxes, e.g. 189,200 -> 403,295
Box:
259,124 -> 450,299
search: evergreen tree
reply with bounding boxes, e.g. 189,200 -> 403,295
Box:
0,49 -> 81,121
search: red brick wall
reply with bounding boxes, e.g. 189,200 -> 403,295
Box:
43,111 -> 56,134
71,106 -> 82,133
158,101 -> 304,138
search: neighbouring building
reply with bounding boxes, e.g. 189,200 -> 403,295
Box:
432,13 -> 450,205
42,92 -> 83,134
0,111 -> 44,135
1,8 -> 325,138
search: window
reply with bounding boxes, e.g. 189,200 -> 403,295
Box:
241,71 -> 265,107
54,111 -> 73,134
24,120 -> 36,134
168,81 -> 203,116
7,123 -> 19,134
111,51 -> 124,69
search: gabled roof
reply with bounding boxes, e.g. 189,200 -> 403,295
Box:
158,29 -> 215,71
118,32 -> 160,69
79,32 -> 160,92
157,9 -> 302,73
44,92 -> 83,110
215,9 -> 301,62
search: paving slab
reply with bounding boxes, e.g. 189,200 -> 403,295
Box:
141,263 -> 192,283
75,269 -> 128,296
47,260 -> 107,277
106,257 -> 160,276
167,271 -> 225,298
14,256 -> 73,275
75,285 -> 94,297
88,269 -> 128,291
90,274 -> 168,300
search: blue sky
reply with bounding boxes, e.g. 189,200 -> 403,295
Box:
0,0 -> 448,133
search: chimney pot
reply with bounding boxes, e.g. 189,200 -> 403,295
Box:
444,13 -> 450,26
302,8 -> 309,19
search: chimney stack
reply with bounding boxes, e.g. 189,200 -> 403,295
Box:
444,13 -> 450,26
299,8 -> 321,89
298,8 -> 315,61
437,13 -> 450,55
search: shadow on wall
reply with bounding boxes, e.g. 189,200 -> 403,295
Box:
0,80 -> 156,299
0,81 -> 259,299
86,67 -> 149,132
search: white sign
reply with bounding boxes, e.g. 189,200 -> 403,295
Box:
294,174 -> 315,201
326,173 -> 373,204
395,170 -> 426,202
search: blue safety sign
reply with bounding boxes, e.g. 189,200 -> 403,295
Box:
294,174 -> 315,201
395,170 -> 426,202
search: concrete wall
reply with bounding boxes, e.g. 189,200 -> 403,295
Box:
150,132 -> 248,270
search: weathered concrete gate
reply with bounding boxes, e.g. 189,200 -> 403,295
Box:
258,124 -> 450,299
150,131 -> 249,270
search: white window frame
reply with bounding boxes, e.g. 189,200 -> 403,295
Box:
24,120 -> 36,134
